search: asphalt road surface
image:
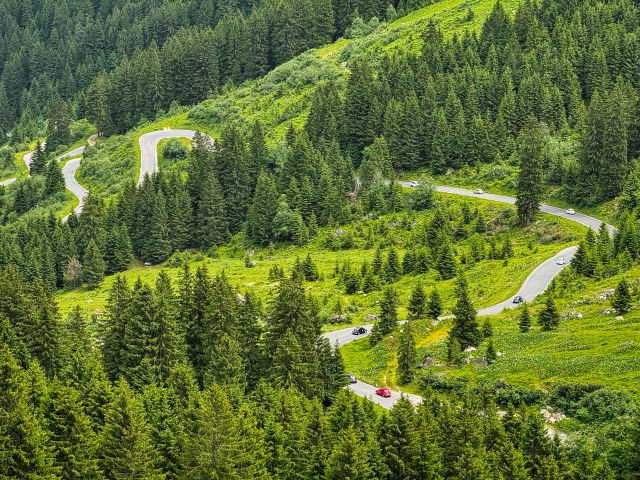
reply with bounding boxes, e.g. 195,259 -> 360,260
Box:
138,129 -> 210,185
0,177 -> 16,187
326,184 -> 616,410
61,157 -> 88,219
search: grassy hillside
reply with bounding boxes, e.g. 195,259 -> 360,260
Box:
56,193 -> 579,327
77,0 -> 518,196
342,264 -> 640,400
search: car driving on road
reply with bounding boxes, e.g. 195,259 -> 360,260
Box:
351,326 -> 367,335
513,295 -> 524,304
566,208 -> 576,215
556,257 -> 567,265
409,181 -> 419,188
375,388 -> 392,398
347,374 -> 357,383
474,188 -> 484,194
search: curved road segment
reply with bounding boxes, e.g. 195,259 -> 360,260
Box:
138,129 -> 204,185
326,185 -> 615,409
6,129 -> 617,411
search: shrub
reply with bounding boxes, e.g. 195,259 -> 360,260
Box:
575,388 -> 636,423
162,139 -> 188,161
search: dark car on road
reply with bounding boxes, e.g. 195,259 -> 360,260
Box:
352,326 -> 367,335
513,295 -> 524,304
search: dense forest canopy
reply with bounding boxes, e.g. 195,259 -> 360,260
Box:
0,0 -> 426,140
2,0 -> 640,478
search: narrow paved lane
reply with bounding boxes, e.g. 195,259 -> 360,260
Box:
138,129 -> 205,185
61,157 -> 88,219
0,177 -> 16,187
325,184 -> 616,409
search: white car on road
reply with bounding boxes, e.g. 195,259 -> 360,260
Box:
409,181 -> 419,188
566,208 -> 576,215
473,188 -> 484,194
556,257 -> 567,265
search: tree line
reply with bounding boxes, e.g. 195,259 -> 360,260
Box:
3,260 -> 640,479
0,0 -> 420,142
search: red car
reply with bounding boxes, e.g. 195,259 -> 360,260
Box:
375,388 -> 392,398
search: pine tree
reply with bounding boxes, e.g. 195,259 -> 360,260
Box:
46,95 -> 71,150
612,278 -> 632,314
518,302 -> 531,332
194,172 -> 229,249
30,140 -> 48,175
450,273 -> 480,350
538,292 -> 560,331
326,427 -> 374,480
99,381 -> 163,480
397,322 -> 417,385
427,288 -> 443,320
370,286 -> 399,345
486,339 -> 497,364
516,116 -> 544,225
437,243 -> 457,280
407,283 -> 426,320
44,160 -> 65,196
81,239 -> 105,289
248,171 -> 279,245
45,382 -> 103,480
0,347 -> 59,479
383,248 -> 402,283
143,191 -> 171,264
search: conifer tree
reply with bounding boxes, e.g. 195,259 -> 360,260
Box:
383,247 -> 402,283
30,140 -> 48,175
248,171 -> 279,245
516,116 -> 544,225
46,96 -> 71,150
612,278 -> 632,314
326,427 -> 374,480
99,381 -> 163,480
437,242 -> 457,280
44,160 -> 65,196
144,191 -> 171,264
407,283 -> 426,320
370,286 -> 399,345
518,302 -> 531,332
0,347 -> 58,480
45,382 -> 103,480
450,273 -> 480,350
486,340 -> 497,364
427,287 -> 443,320
538,292 -> 560,331
194,172 -> 229,248
397,322 -> 417,385
81,239 -> 106,289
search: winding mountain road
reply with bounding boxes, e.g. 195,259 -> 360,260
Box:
327,185 -> 615,409
138,129 -> 204,185
6,128 -> 617,412
61,157 -> 88,218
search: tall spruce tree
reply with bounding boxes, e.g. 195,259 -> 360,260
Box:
538,292 -> 560,331
248,171 -> 279,245
99,381 -> 163,480
407,283 -> 426,320
612,278 -> 632,314
518,302 -> 531,332
516,116 -> 544,225
81,239 -> 106,289
397,322 -> 417,385
450,273 -> 480,350
370,286 -> 399,345
194,172 -> 229,249
427,287 -> 443,320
